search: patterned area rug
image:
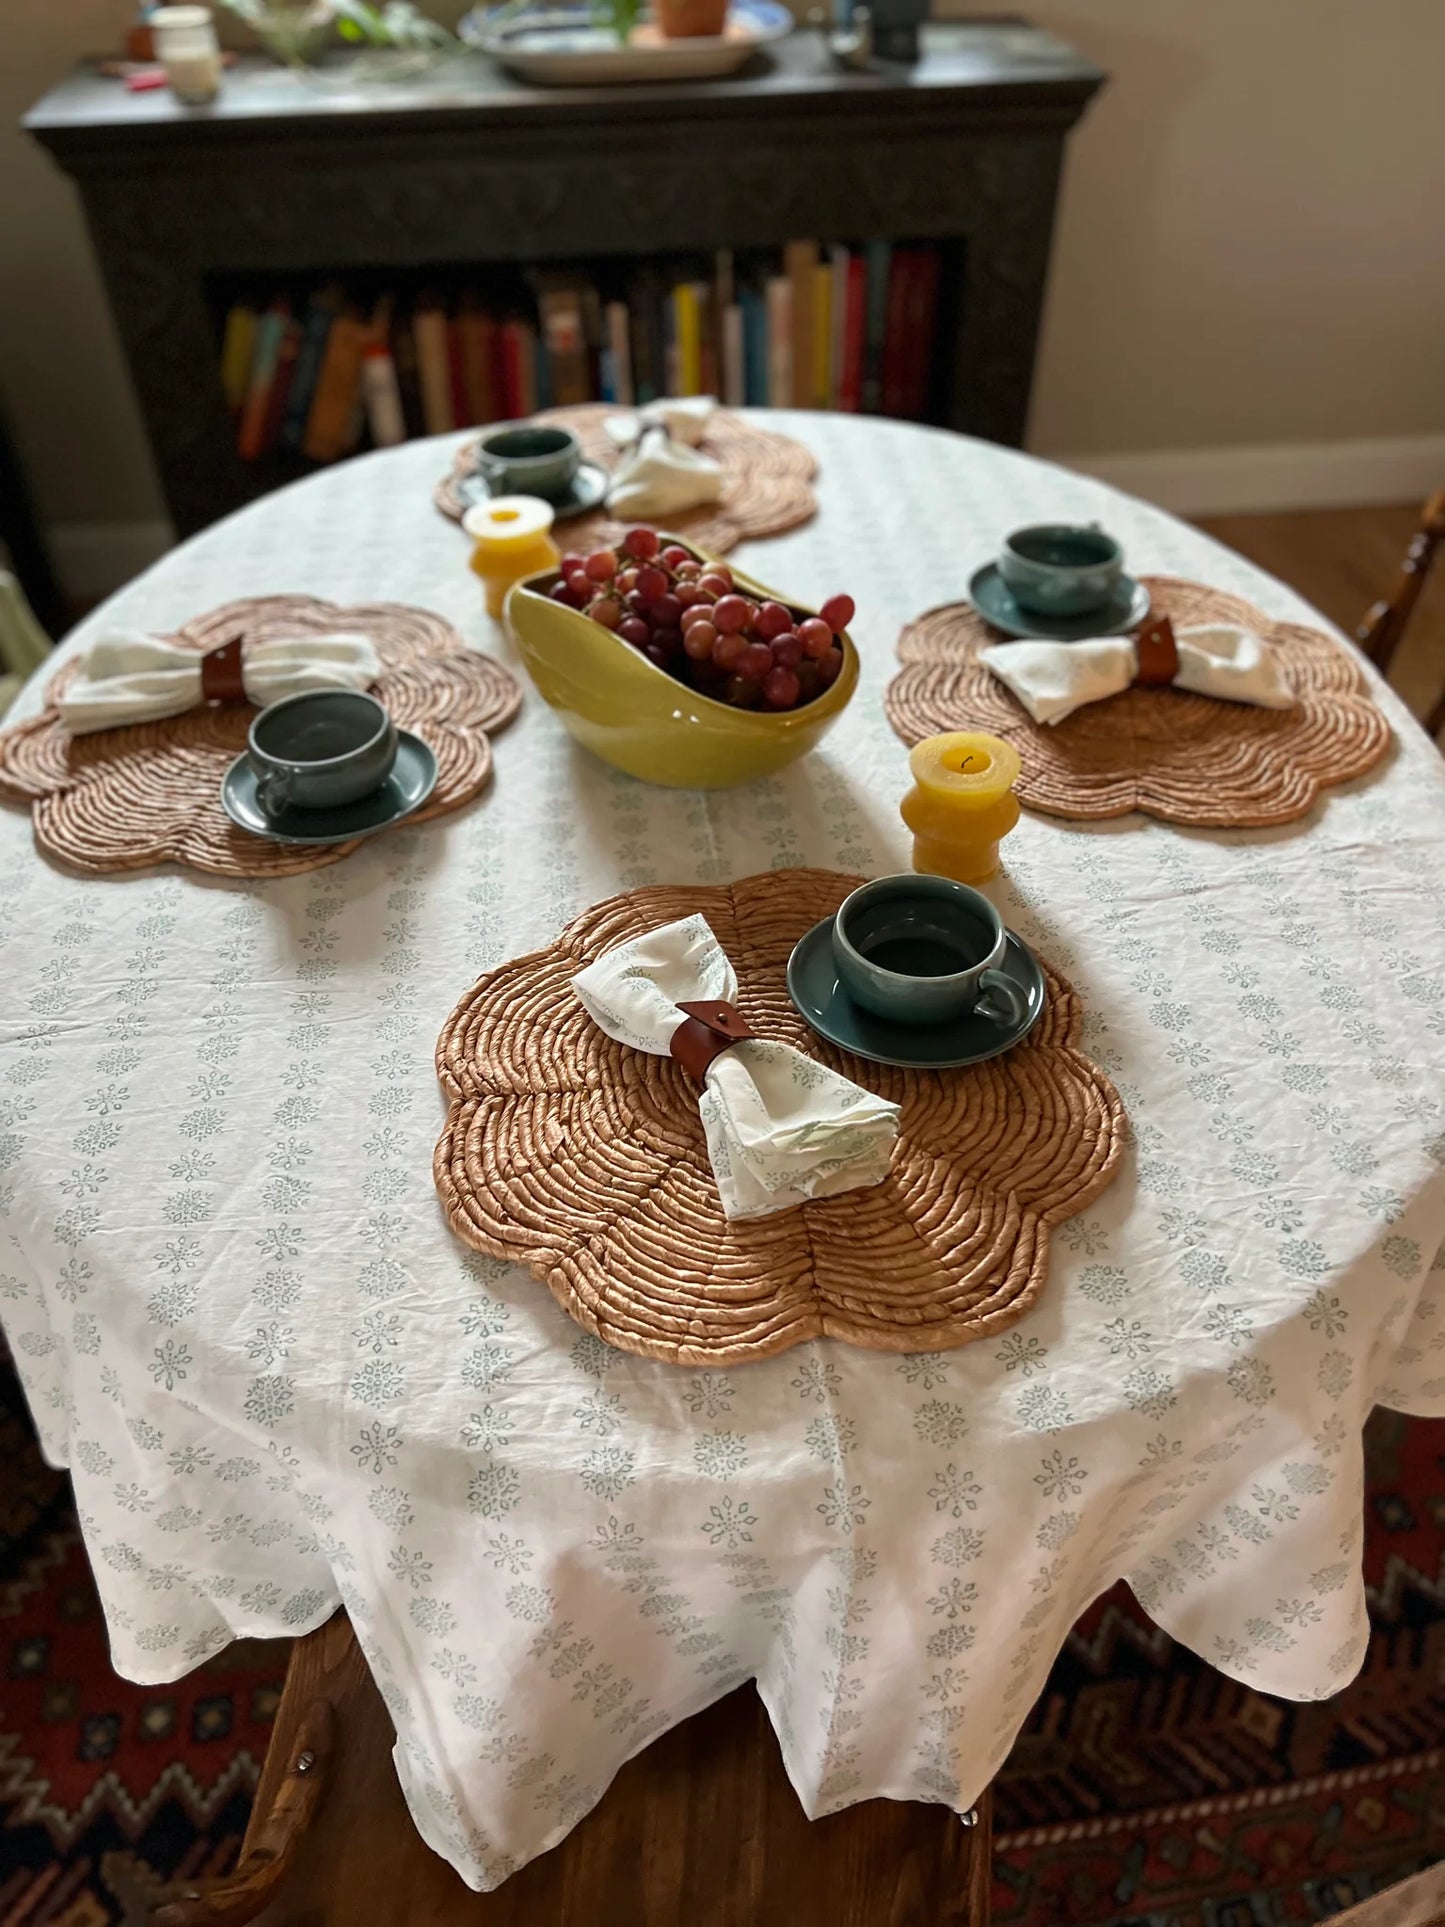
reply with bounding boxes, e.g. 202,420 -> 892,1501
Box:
0,1347 -> 287,1924
1,1344 -> 1440,1923
994,1406 -> 1445,1925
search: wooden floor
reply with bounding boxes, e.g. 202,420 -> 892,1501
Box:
1196,500 -> 1444,729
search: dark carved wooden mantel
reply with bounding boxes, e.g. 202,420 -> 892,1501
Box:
26,21 -> 1104,538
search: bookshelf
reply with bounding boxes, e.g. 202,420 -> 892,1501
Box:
25,20 -> 1104,539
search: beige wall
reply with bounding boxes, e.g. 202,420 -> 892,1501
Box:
2,0 -> 1443,563
1023,0 -> 1445,458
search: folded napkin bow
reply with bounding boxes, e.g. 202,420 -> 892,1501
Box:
604,424 -> 724,522
603,395 -> 717,449
573,914 -> 900,1221
982,621 -> 1296,727
57,630 -> 383,735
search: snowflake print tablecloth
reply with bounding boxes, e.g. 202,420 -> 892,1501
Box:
1,414 -> 1444,1890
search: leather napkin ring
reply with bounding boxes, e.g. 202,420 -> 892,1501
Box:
200,634 -> 247,704
1133,613 -> 1180,686
670,1000 -> 756,1081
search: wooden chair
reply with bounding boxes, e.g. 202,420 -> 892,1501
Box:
155,1613 -> 992,1927
1357,487 -> 1445,736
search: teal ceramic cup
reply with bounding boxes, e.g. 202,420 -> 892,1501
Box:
247,689 -> 397,821
475,423 -> 581,504
998,523 -> 1124,617
831,875 -> 1026,1027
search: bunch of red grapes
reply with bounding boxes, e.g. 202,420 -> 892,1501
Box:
547,527 -> 854,713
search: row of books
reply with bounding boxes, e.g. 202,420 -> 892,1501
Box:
218,243 -> 945,466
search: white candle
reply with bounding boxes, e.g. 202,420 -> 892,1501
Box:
152,6 -> 222,104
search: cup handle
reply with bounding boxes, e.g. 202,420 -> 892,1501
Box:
254,771 -> 291,821
974,967 -> 1026,1029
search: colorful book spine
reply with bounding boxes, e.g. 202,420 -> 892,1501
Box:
282,292 -> 338,452
740,287 -> 767,406
829,245 -> 850,408
860,240 -> 892,414
301,310 -> 370,464
904,248 -> 940,420
812,261 -> 832,410
783,240 -> 818,408
695,282 -> 717,397
220,303 -> 257,416
671,283 -> 701,395
236,301 -> 289,461
837,254 -> 866,413
538,283 -> 590,407
392,319 -> 424,440
880,250 -> 914,419
765,277 -> 792,408
413,305 -> 455,435
258,316 -> 302,457
458,305 -> 497,428
446,316 -> 471,427
721,301 -> 745,408
362,343 -> 407,447
605,301 -> 633,407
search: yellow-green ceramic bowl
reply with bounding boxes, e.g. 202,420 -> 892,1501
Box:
504,538 -> 859,789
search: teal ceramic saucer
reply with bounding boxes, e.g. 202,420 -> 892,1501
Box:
456,459 -> 609,521
968,563 -> 1150,642
221,730 -> 437,846
786,915 -> 1046,1070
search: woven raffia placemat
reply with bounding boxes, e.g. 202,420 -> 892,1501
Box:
435,403 -> 818,554
885,576 -> 1392,828
434,868 -> 1126,1367
0,596 -> 522,878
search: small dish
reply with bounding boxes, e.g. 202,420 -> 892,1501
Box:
460,0 -> 791,85
786,914 -> 1045,1069
455,459 -> 610,522
968,563 -> 1150,642
221,730 -> 437,845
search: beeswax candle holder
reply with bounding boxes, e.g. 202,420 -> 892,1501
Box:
901,731 -> 1021,885
464,495 -> 560,619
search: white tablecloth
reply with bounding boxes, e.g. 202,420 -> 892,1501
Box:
2,414 -> 1443,1889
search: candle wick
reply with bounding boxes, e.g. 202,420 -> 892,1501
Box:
959,756 -> 975,770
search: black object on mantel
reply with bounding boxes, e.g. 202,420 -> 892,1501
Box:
24,20 -> 1104,541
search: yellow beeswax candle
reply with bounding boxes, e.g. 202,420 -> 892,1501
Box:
901,731 -> 1022,885
464,495 -> 561,620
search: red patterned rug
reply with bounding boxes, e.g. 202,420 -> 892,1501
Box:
0,1351 -> 286,1924
994,1406 -> 1445,1925
1,1349 -> 1441,1923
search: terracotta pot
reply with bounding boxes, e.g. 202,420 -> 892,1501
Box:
654,0 -> 728,37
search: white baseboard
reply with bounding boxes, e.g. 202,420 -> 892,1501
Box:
46,519 -> 175,605
1044,432 -> 1445,518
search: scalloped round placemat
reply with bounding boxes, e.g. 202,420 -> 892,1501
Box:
885,577 -> 1392,828
0,596 -> 522,878
435,404 -> 818,555
434,867 -> 1126,1367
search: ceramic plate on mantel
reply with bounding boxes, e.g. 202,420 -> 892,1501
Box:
460,0 -> 791,84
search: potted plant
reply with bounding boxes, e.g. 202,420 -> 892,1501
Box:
651,0 -> 728,34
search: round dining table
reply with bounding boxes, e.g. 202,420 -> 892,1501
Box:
1,412 -> 1442,1892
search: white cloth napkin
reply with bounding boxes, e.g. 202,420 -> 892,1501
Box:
603,395 -> 717,448
604,425 -> 724,522
981,623 -> 1296,726
57,630 -> 383,735
572,914 -> 900,1222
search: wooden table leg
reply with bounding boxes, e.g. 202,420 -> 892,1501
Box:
160,1614 -> 994,1927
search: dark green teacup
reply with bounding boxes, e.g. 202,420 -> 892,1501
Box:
247,689 -> 397,821
998,523 -> 1124,617
475,423 -> 581,504
831,874 -> 1026,1028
